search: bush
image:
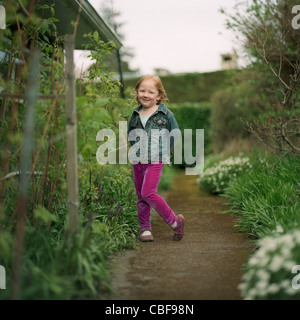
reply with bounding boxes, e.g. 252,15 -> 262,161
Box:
220,154 -> 300,300
158,164 -> 180,192
124,70 -> 237,103
168,102 -> 212,165
239,229 -> 300,300
197,153 -> 255,194
225,155 -> 300,238
210,79 -> 261,153
0,164 -> 140,300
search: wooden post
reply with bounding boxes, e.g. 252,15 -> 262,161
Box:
64,34 -> 79,232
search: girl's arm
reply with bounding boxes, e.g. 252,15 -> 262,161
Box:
127,115 -> 135,147
167,111 -> 180,152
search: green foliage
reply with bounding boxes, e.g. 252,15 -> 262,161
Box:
124,70 -> 238,103
158,164 -> 180,192
239,229 -> 300,300
0,4 -> 147,300
210,77 -> 261,153
221,0 -> 300,155
225,155 -> 300,238
220,154 -> 300,300
199,152 -> 300,300
198,153 -> 256,194
82,31 -> 121,97
168,102 -> 212,164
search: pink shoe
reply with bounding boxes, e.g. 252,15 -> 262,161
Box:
140,229 -> 154,242
172,214 -> 184,241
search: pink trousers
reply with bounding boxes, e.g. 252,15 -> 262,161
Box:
133,162 -> 177,231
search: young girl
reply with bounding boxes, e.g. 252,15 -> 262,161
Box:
127,75 -> 184,242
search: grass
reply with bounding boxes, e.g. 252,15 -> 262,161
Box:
225,155 -> 300,238
158,164 -> 180,192
0,161 -> 179,300
198,152 -> 300,299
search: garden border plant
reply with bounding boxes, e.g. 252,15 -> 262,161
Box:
198,152 -> 300,299
0,2 -> 149,300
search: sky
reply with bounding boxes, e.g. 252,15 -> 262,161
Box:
77,0 -> 244,75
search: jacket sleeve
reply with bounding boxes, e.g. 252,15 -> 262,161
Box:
127,114 -> 135,147
167,111 -> 180,151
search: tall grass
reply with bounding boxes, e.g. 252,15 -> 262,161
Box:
0,164 -> 140,300
198,153 -> 300,299
225,155 -> 300,238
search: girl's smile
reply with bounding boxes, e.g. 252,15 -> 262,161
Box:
137,79 -> 161,111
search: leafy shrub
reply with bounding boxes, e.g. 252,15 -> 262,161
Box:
223,155 -> 300,300
239,229 -> 300,300
210,80 -> 261,153
158,164 -> 179,192
124,70 -> 237,103
198,153 -> 255,194
0,14 -> 140,299
168,102 -> 212,164
225,155 -> 300,238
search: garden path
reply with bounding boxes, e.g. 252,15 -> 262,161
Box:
105,169 -> 253,300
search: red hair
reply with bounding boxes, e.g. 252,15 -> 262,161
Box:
134,75 -> 168,105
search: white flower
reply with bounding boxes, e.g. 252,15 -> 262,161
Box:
240,230 -> 300,299
283,260 -> 296,271
280,279 -> 291,289
257,269 -> 270,282
274,225 -> 284,234
269,256 -> 284,272
267,284 -> 280,294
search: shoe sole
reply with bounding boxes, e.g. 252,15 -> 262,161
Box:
140,237 -> 154,242
140,230 -> 154,242
173,214 -> 184,241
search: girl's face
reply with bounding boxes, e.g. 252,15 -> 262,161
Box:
137,79 -> 161,109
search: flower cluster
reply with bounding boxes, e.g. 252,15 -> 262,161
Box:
198,154 -> 253,194
239,229 -> 300,300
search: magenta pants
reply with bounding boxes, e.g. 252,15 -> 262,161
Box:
133,162 -> 177,231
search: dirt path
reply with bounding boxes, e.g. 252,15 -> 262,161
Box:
105,169 -> 253,300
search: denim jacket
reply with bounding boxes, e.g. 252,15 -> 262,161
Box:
128,103 -> 180,164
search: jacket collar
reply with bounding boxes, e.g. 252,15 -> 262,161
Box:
133,102 -> 167,115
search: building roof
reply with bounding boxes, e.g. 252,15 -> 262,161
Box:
38,0 -> 122,50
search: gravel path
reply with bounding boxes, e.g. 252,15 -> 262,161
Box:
105,169 -> 253,300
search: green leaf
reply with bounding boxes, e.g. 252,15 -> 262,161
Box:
34,205 -> 58,224
98,108 -> 112,124
76,96 -> 88,107
94,98 -> 109,108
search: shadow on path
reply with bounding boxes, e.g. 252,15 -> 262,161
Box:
106,169 -> 253,300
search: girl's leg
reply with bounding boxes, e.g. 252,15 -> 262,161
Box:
133,163 -> 152,231
140,162 -> 177,227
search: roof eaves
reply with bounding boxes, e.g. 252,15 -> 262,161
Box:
71,0 -> 122,49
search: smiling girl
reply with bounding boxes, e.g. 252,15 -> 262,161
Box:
127,75 -> 184,242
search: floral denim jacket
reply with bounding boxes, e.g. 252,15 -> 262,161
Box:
127,103 -> 180,164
